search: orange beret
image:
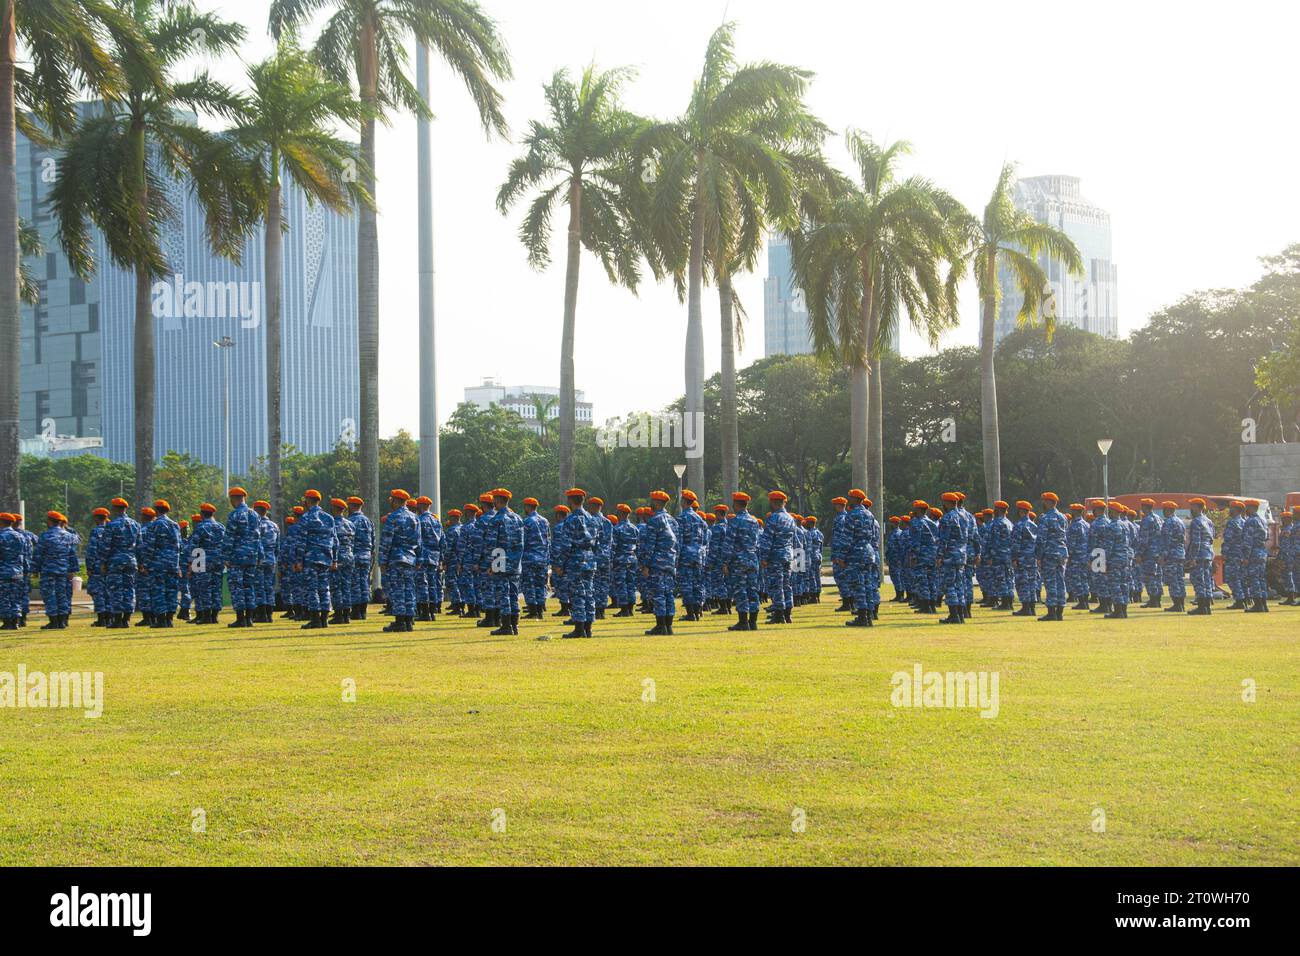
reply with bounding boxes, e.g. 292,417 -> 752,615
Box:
347,496 -> 364,506
228,487 -> 247,497
606,514 -> 618,524
993,500 -> 1009,509
564,488 -> 586,498
292,505 -> 305,515
587,496 -> 602,507
553,505 -> 569,514
389,489 -> 410,501
955,492 -> 967,501
200,503 -> 217,514
805,516 -> 817,525
681,489 -> 698,502
92,507 -> 110,517
704,513 -> 716,523
927,507 -> 942,519
447,508 -> 462,517
304,489 -> 321,500
191,514 -> 201,522
253,500 -> 270,510
649,490 -> 670,502
178,519 -> 188,528
912,500 -> 929,510
416,496 -> 433,506
1188,497 -> 1206,507
1139,498 -> 1155,506
46,510 -> 63,521
732,492 -> 751,503
152,499 -> 170,511
494,489 -> 512,500
1039,491 -> 1059,503
941,492 -> 960,503
522,497 -> 539,507
831,497 -> 847,506
1069,503 -> 1085,511
848,489 -> 867,501
1015,500 -> 1032,511
111,497 -> 128,508
616,503 -> 632,513
1228,499 -> 1244,508
1161,501 -> 1178,509
889,516 -> 901,524
900,515 -> 911,524
1108,501 -> 1124,512
140,507 -> 156,518
713,504 -> 729,513
330,498 -> 347,509
478,493 -> 494,504
768,490 -> 787,501
285,516 -> 296,525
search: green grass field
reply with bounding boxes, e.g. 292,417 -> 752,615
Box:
1,594 -> 1296,866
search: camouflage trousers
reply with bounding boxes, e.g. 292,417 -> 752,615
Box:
678,563 -> 706,607
332,561 -> 355,609
521,560 -> 548,607
384,564 -> 417,616
1161,559 -> 1187,599
39,573 -> 72,616
226,565 -> 259,611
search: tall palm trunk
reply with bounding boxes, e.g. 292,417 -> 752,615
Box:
849,258 -> 875,488
718,269 -> 738,496
356,17 -> 380,545
131,118 -> 154,505
868,351 -> 883,541
0,2 -> 19,507
684,191 -> 705,494
979,289 -> 1001,503
265,167 -> 283,518
557,178 -> 581,496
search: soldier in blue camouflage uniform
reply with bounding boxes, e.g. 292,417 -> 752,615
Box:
133,507 -> 155,623
176,519 -> 193,620
841,489 -> 879,627
329,498 -> 356,624
1156,500 -> 1188,612
1221,500 -> 1246,609
1083,502 -> 1111,614
222,488 -> 263,628
1009,501 -> 1039,616
252,501 -> 278,622
790,513 -> 807,604
1101,500 -> 1134,619
936,493 -> 968,624
32,511 -> 75,628
1065,503 -> 1091,609
378,490 -> 420,632
705,505 -> 729,613
0,513 -> 27,630
1184,498 -> 1216,614
804,515 -> 823,604
548,505 -> 570,617
828,497 -> 851,611
96,498 -> 139,628
185,504 -> 224,624
457,503 -> 483,618
442,509 -> 464,614
1241,499 -> 1270,612
638,490 -> 678,635
1033,493 -> 1068,621
345,497 -> 373,620
1135,499 -> 1163,607
982,503 -> 1013,610
722,492 -> 760,631
958,495 -> 979,615
1280,508 -> 1299,605
972,511 -> 992,605
485,488 -> 524,635
138,500 -> 182,628
414,496 -> 441,621
609,504 -> 638,616
907,501 -> 939,614
585,497 -> 613,620
674,492 -> 708,621
519,499 -> 549,619
12,515 -> 34,626
886,516 -> 905,601
294,490 -> 336,629
760,491 -> 796,624
275,515 -> 297,618
554,489 -> 599,638
86,508 -> 110,625
634,507 -> 654,614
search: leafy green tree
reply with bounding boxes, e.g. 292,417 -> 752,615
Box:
49,0 -> 259,507
963,162 -> 1082,503
497,64 -> 648,495
270,0 -> 511,526
637,21 -> 815,495
1,0 -> 148,507
226,36 -> 371,520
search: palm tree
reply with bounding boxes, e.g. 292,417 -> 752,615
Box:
0,0 -> 145,506
967,163 -> 1083,502
638,21 -> 814,495
270,0 -> 510,522
49,0 -> 257,507
226,37 -> 371,521
497,64 -> 648,495
529,393 -> 556,448
792,133 -> 965,513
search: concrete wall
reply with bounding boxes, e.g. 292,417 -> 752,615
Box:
1239,443 -> 1300,508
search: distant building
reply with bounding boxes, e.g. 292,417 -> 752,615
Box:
17,104 -> 359,473
995,175 -> 1119,344
463,379 -> 592,436
763,233 -> 900,357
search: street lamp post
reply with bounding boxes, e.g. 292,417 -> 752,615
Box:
1097,438 -> 1113,508
214,336 -> 235,493
673,463 -> 686,514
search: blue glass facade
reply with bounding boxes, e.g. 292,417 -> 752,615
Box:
18,118 -> 359,473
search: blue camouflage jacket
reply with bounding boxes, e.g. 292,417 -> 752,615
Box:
677,508 -> 708,566
349,510 -> 374,562
761,508 -> 795,565
1035,506 -> 1068,561
224,504 -> 263,566
189,517 -> 224,571
139,514 -> 182,572
1187,513 -> 1215,561
554,510 -> 598,573
1159,514 -> 1186,560
487,507 -> 524,575
334,512 -> 356,566
937,508 -> 967,564
1242,514 -> 1268,560
522,512 -> 550,563
258,515 -> 280,565
985,515 -> 1012,563
33,526 -> 79,574
100,515 -> 140,572
724,511 -> 761,571
380,507 -> 420,567
642,510 -> 678,572
612,518 -> 638,566
417,511 -> 441,567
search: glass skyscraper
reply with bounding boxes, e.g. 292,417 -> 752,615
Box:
18,113 -> 359,473
994,175 -> 1119,344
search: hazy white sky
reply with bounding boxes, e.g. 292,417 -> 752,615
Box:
211,0 -> 1299,433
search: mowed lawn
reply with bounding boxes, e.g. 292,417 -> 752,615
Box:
1,594 -> 1296,866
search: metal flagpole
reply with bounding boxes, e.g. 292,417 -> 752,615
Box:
416,43 -> 441,514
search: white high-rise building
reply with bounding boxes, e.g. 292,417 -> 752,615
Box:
995,175 -> 1119,344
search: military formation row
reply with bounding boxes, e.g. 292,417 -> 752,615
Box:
1,488 -> 1296,633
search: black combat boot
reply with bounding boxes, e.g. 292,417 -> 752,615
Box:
644,616 -> 666,636
1164,597 -> 1184,612
845,609 -> 872,627
1245,597 -> 1269,613
728,611 -> 748,632
939,606 -> 963,624
662,617 -> 674,635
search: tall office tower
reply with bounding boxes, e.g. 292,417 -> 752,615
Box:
994,174 -> 1119,344
18,108 -> 359,471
